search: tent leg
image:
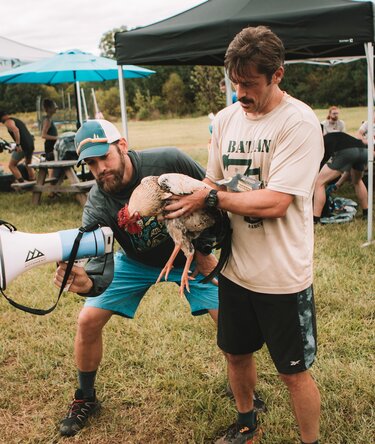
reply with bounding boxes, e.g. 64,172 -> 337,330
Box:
363,42 -> 374,246
224,69 -> 233,106
118,65 -> 128,140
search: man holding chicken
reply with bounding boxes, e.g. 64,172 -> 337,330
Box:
165,26 -> 323,444
54,119 -> 264,437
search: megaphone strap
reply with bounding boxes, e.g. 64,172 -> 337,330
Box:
0,221 -> 100,316
58,222 -> 101,298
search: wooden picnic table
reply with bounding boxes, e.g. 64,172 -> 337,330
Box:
11,160 -> 95,206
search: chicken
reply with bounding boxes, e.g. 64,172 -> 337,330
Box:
117,173 -> 226,295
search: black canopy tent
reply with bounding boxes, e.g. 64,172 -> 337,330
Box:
115,0 -> 373,65
115,0 -> 374,244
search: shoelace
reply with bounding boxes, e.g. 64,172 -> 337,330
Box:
67,399 -> 86,418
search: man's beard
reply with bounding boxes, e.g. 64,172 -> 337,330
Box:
97,152 -> 126,193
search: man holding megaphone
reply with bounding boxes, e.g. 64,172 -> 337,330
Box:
53,120 -> 223,437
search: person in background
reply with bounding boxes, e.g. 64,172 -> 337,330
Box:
208,80 -> 238,150
41,99 -> 58,161
164,26 -> 323,444
357,113 -> 375,145
219,78 -> 238,104
321,106 -> 346,135
53,119 -> 265,438
313,132 -> 368,223
0,110 -> 35,182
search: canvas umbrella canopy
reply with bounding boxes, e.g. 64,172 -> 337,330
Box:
0,49 -> 155,130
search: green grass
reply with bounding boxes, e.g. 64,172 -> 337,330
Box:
0,110 -> 374,443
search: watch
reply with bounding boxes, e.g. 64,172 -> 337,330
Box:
205,189 -> 219,208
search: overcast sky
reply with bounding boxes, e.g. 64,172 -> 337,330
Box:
1,0 -> 205,55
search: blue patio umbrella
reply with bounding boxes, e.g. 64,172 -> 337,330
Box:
0,49 -> 155,130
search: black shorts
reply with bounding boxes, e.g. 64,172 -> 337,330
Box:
327,147 -> 367,172
217,274 -> 317,374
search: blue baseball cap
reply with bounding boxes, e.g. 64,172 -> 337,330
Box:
75,119 -> 121,164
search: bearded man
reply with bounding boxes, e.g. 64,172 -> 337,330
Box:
54,119 -> 265,436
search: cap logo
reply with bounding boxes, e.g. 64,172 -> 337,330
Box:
77,137 -> 108,154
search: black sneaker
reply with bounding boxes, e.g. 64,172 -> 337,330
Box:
60,389 -> 101,436
225,385 -> 267,413
215,422 -> 263,443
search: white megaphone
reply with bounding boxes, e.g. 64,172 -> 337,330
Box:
0,225 -> 113,290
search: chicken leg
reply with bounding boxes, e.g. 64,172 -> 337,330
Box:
156,243 -> 195,296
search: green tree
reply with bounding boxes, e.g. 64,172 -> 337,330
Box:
0,84 -> 59,113
99,26 -> 128,59
190,66 -> 225,114
162,73 -> 186,115
282,60 -> 366,108
96,86 -> 122,118
98,27 -> 196,115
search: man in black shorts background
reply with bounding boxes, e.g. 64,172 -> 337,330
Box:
0,110 -> 35,182
313,132 -> 368,223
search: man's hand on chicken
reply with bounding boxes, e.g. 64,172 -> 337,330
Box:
163,188 -> 209,219
117,174 -> 226,296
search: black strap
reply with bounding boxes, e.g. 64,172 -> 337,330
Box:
0,220 -> 16,231
0,220 -> 100,316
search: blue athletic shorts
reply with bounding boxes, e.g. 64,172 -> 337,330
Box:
84,252 -> 219,318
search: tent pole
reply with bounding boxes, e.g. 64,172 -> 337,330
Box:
363,42 -> 374,247
118,65 -> 128,140
224,70 -> 233,106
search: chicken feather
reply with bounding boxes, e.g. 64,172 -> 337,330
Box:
118,173 -> 219,295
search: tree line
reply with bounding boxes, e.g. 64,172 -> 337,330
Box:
0,26 -> 367,120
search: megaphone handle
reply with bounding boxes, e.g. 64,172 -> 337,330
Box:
63,259 -> 88,291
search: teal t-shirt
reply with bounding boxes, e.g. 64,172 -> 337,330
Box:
82,147 -> 210,296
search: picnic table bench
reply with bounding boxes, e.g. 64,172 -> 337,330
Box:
11,177 -> 58,190
11,160 -> 95,206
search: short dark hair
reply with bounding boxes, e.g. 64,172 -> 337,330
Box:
0,111 -> 8,120
43,99 -> 55,110
225,26 -> 285,84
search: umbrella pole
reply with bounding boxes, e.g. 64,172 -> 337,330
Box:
74,80 -> 83,129
118,65 -> 128,140
81,88 -> 89,120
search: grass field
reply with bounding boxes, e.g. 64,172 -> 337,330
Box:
0,110 -> 374,443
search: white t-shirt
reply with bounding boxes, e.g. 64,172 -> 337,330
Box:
359,121 -> 375,140
207,94 -> 324,294
321,119 -> 345,135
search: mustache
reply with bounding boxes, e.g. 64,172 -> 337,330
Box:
98,170 -> 115,180
238,97 -> 254,105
